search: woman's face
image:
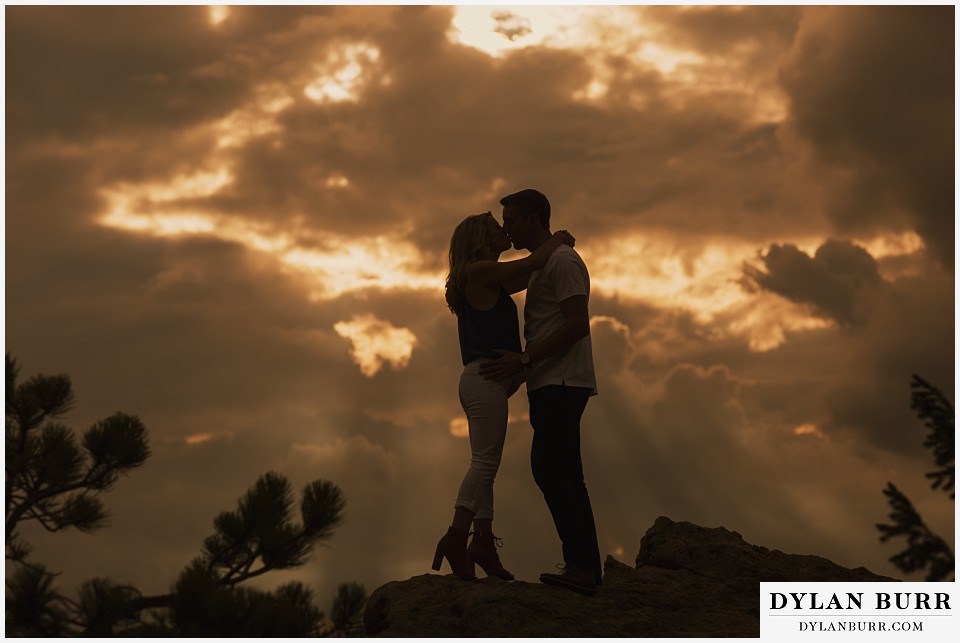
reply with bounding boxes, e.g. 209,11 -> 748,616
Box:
485,216 -> 512,254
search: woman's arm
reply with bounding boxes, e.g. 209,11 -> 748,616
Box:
503,273 -> 531,295
467,231 -> 574,289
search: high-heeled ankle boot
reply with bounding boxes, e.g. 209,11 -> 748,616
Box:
468,531 -> 515,581
432,526 -> 476,580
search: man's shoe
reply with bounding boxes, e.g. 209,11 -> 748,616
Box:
539,564 -> 597,596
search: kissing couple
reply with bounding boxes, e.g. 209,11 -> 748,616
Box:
432,189 -> 602,596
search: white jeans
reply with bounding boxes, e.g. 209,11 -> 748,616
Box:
454,360 -> 511,521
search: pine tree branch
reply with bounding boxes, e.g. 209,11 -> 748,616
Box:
7,552 -> 60,577
219,562 -> 276,587
910,374 -> 955,498
22,506 -> 63,533
221,553 -> 256,585
877,481 -> 955,581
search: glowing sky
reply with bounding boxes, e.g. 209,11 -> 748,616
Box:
6,4 -> 954,610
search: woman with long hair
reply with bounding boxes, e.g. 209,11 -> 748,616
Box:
433,211 -> 573,580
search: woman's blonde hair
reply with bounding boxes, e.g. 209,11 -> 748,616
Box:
445,212 -> 494,315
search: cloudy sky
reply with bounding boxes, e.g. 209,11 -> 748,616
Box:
6,4 -> 955,608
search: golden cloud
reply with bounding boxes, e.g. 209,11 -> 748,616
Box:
333,314 -> 418,377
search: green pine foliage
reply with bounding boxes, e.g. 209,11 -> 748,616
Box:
910,375 -> 955,498
876,374 -> 955,581
74,578 -> 144,637
5,354 -> 366,636
5,564 -> 71,637
329,581 -> 369,634
168,563 -> 326,636
5,354 -> 149,550
877,483 -> 954,581
200,473 -> 345,585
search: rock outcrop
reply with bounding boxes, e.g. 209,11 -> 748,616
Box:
364,516 -> 896,637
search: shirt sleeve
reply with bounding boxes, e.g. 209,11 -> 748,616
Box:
550,249 -> 589,302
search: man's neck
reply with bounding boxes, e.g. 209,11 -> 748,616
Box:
526,229 -> 553,251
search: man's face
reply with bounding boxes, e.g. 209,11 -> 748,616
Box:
501,205 -> 536,250
484,215 -> 512,254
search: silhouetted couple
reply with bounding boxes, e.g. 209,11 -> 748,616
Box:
433,189 -> 601,596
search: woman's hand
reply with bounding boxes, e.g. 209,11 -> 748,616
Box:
554,229 -> 575,248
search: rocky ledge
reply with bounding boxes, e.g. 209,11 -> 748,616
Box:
364,516 -> 895,637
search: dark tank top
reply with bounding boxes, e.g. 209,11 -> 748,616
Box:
458,287 -> 522,365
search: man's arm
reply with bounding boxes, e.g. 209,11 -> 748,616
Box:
478,295 -> 590,381
528,295 -> 589,363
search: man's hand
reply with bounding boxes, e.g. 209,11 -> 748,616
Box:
479,349 -> 525,381
506,371 -> 526,398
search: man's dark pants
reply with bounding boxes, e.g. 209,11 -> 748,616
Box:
528,384 -> 601,584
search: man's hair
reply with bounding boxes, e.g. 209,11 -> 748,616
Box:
499,189 -> 550,229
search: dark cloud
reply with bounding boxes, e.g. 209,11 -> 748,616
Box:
643,5 -> 801,52
821,263 -> 955,453
640,5 -> 802,81
6,6 -> 249,146
779,6 -> 954,266
745,239 -> 883,328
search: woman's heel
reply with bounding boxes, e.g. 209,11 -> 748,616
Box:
431,526 -> 476,580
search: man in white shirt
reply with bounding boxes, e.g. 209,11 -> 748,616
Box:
479,189 -> 601,596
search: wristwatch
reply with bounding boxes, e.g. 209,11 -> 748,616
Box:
519,351 -> 531,367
